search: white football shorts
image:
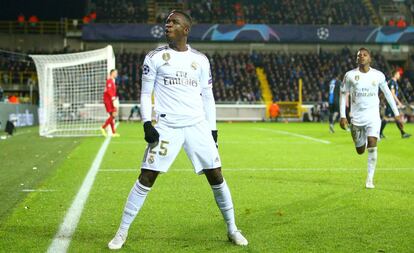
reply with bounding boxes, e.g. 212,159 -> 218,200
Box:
141,119 -> 221,174
350,119 -> 381,148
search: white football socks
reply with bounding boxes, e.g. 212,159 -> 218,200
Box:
211,179 -> 238,233
367,147 -> 378,181
119,180 -> 151,234
117,179 -> 237,235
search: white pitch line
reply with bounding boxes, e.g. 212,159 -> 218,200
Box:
21,189 -> 56,192
254,127 -> 331,144
110,140 -> 309,145
14,130 -> 33,136
47,130 -> 114,253
99,167 -> 414,172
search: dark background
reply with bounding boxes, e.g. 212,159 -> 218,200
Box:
1,0 -> 86,20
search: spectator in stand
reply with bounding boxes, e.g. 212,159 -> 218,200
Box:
83,15 -> 91,24
90,11 -> 97,22
388,17 -> 395,26
234,2 -> 245,26
28,15 -> 39,27
8,94 -> 19,104
17,13 -> 25,26
396,17 -> 407,28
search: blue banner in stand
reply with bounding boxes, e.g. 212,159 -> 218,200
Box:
82,24 -> 414,44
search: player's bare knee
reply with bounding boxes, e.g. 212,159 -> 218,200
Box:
367,138 -> 377,148
204,167 -> 223,185
356,147 -> 365,155
139,169 -> 159,187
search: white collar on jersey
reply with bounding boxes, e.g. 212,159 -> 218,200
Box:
167,44 -> 191,53
357,66 -> 371,74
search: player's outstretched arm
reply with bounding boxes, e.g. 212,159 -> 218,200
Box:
140,57 -> 159,145
339,91 -> 349,130
140,85 -> 159,145
340,117 -> 348,130
201,57 -> 218,146
202,86 -> 218,147
339,74 -> 350,130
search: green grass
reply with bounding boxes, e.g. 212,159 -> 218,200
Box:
0,122 -> 413,252
0,127 -> 81,221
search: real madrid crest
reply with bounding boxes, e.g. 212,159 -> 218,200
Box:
191,62 -> 198,70
355,75 -> 359,81
372,81 -> 376,86
162,52 -> 170,63
148,155 -> 155,164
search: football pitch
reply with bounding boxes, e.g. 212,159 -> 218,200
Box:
0,122 -> 413,253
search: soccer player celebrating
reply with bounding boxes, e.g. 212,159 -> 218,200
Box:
108,11 -> 248,250
379,70 -> 411,139
101,69 -> 119,137
340,48 -> 402,189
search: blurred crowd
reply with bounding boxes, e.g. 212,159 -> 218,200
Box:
209,52 -> 260,103
1,48 -> 414,105
91,0 -> 148,23
371,0 -> 413,27
0,50 -> 35,88
112,49 -> 412,105
260,48 -> 388,102
85,0 -> 376,25
12,0 -> 414,26
111,51 -> 261,103
189,0 -> 372,25
0,48 -> 75,87
0,48 -> 77,103
114,51 -> 146,101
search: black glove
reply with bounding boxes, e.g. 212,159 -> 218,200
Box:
212,130 -> 218,148
143,121 -> 159,144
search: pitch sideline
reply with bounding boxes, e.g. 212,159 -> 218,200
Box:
99,167 -> 414,172
46,125 -> 117,253
254,127 -> 331,144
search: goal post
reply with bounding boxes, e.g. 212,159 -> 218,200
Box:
30,45 -> 115,137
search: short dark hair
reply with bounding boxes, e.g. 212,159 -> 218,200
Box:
358,47 -> 370,55
169,10 -> 192,27
110,69 -> 117,74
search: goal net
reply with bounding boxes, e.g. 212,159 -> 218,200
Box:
30,46 -> 115,137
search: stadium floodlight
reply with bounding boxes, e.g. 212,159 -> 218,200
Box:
30,46 -> 115,137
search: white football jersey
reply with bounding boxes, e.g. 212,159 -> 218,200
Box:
142,45 -> 212,127
342,67 -> 387,126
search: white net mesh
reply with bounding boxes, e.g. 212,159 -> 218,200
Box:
30,46 -> 115,137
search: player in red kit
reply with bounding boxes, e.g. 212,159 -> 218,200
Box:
101,69 -> 120,137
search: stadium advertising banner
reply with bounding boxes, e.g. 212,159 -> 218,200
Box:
83,24 -> 414,44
